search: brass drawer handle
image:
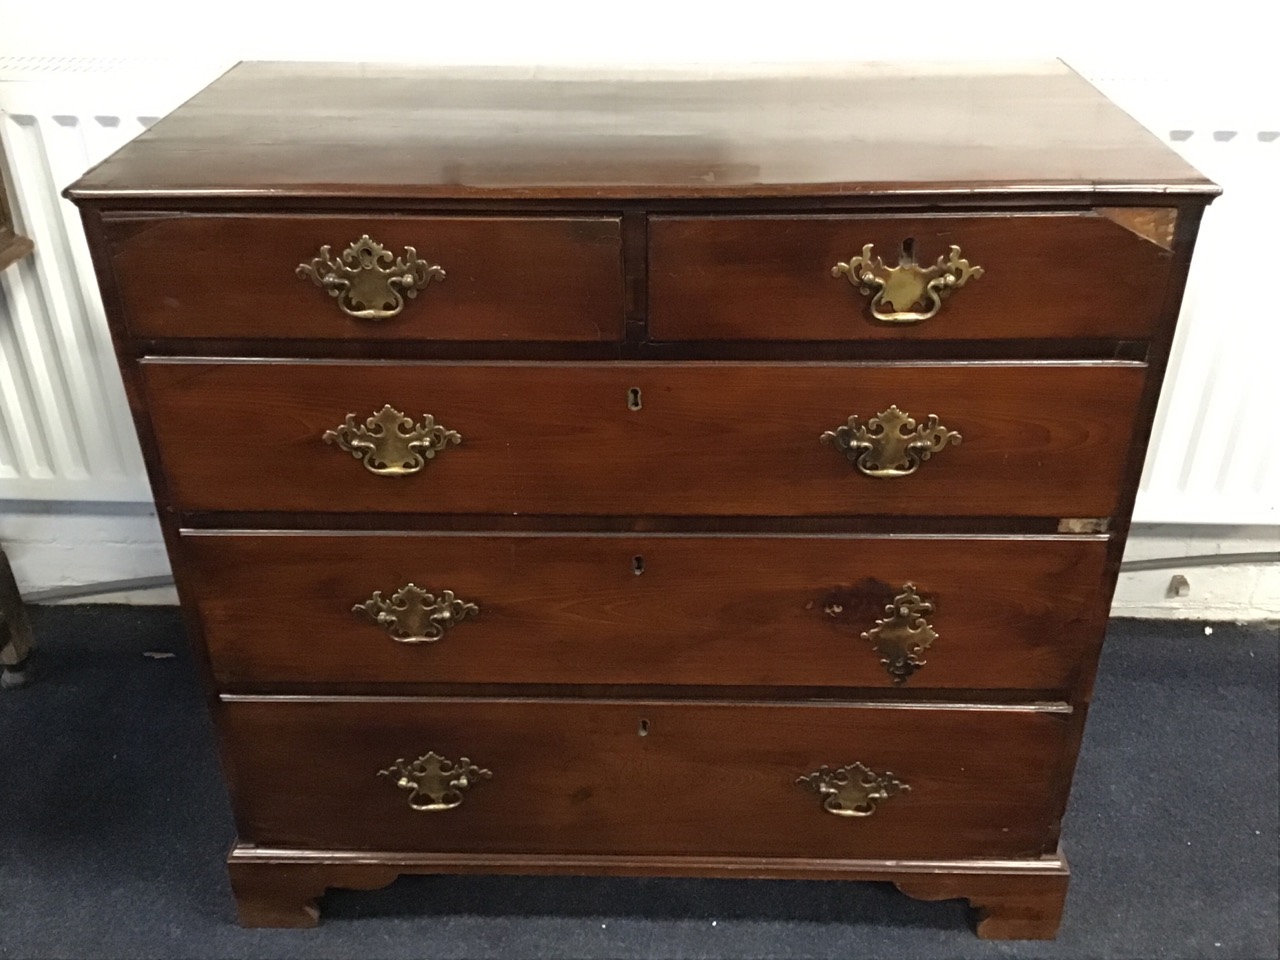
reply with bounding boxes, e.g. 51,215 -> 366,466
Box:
861,583 -> 937,683
821,405 -> 960,478
297,234 -> 445,320
379,752 -> 491,812
797,762 -> 909,817
832,241 -> 982,323
355,583 -> 479,643
323,404 -> 460,476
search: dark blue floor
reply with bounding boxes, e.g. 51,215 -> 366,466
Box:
2,608 -> 1276,959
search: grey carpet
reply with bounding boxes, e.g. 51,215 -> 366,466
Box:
1,607 -> 1276,960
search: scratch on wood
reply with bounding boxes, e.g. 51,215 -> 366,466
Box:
1057,517 -> 1110,534
1095,208 -> 1177,251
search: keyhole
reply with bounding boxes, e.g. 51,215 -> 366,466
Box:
632,555 -> 645,576
638,718 -> 650,737
900,236 -> 917,265
627,387 -> 642,411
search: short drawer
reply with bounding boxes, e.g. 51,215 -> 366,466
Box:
186,532 -> 1109,691
649,212 -> 1173,341
222,697 -> 1073,859
143,360 -> 1144,517
105,214 -> 624,341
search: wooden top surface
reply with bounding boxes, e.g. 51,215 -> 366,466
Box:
67,61 -> 1216,203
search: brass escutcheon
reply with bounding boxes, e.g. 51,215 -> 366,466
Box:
796,762 -> 909,817
832,240 -> 982,323
379,752 -> 491,812
821,405 -> 960,478
323,404 -> 460,476
297,234 -> 444,320
861,583 -> 938,683
355,583 -> 479,644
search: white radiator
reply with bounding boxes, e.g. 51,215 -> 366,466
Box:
1,59 -> 1276,526
0,59 -> 219,502
1083,70 -> 1280,526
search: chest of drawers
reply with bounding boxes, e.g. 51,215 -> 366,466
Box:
67,62 -> 1216,940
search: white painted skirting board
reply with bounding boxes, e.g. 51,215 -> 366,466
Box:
1111,526 -> 1279,621
0,502 -> 176,605
2,506 -> 1275,620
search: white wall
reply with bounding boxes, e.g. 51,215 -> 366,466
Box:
1,1 -> 1277,617
2,0 -> 1278,67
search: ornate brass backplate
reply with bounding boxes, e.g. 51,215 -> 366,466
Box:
820,405 -> 960,478
796,762 -> 910,817
832,241 -> 982,323
379,752 -> 491,812
355,583 -> 479,643
862,583 -> 937,683
297,235 -> 445,320
323,404 -> 461,476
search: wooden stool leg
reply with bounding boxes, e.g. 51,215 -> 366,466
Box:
0,548 -> 34,689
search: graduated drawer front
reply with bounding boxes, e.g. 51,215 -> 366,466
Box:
142,361 -> 1144,517
649,213 -> 1172,341
222,698 -> 1072,859
186,532 -> 1108,691
105,215 -> 624,341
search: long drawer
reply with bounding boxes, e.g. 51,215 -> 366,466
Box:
186,532 -> 1109,690
222,698 -> 1074,859
649,212 -> 1173,341
142,360 -> 1145,517
105,214 -> 625,341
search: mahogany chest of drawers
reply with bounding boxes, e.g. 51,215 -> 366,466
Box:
67,62 -> 1217,939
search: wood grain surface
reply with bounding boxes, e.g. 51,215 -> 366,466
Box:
65,62 -> 1214,201
141,360 -> 1146,517
184,532 -> 1109,691
650,213 -> 1171,341
106,214 -> 624,341
221,697 -> 1073,860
